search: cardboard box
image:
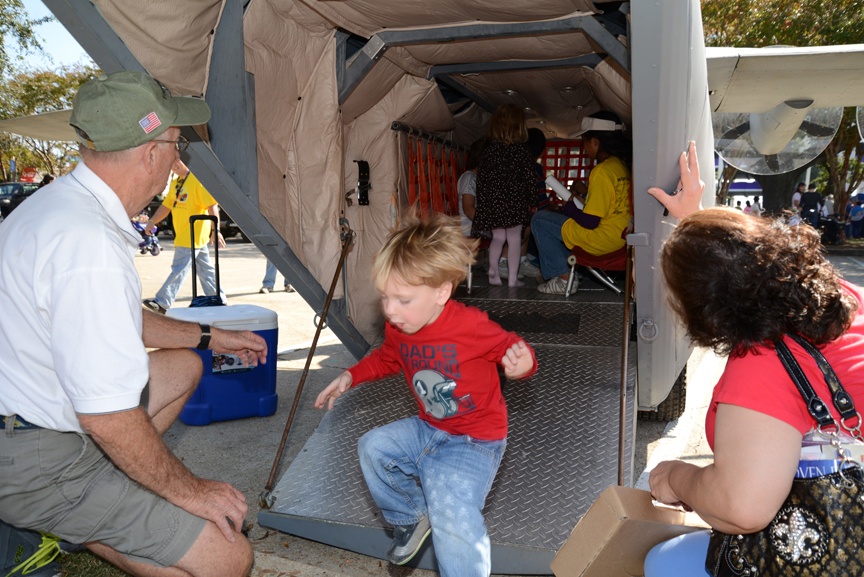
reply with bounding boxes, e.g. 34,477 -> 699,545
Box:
551,485 -> 709,577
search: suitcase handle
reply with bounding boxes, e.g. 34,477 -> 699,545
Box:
189,214 -> 221,302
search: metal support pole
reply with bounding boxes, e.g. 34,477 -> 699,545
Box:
259,225 -> 355,508
618,246 -> 634,486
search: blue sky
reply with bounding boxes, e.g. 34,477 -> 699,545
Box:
9,0 -> 92,70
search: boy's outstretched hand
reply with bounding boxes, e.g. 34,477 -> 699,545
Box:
315,371 -> 353,410
502,340 -> 534,380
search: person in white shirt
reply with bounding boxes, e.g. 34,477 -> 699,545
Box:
0,71 -> 267,577
791,182 -> 805,211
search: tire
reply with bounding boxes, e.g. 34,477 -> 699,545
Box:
150,246 -> 161,256
638,367 -> 687,422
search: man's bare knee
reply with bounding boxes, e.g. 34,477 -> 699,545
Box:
178,523 -> 253,577
172,349 -> 204,383
146,349 -> 203,430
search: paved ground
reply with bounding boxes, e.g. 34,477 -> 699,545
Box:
135,235 -> 864,576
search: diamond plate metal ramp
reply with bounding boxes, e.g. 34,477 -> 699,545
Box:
460,298 -> 625,347
258,344 -> 636,574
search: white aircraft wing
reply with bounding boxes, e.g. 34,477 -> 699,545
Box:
0,109 -> 75,142
707,44 -> 864,113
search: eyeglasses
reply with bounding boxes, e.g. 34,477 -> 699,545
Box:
152,135 -> 190,152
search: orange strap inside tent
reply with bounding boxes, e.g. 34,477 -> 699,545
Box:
445,148 -> 459,216
429,141 -> 445,214
407,135 -> 418,207
440,146 -> 452,214
417,138 -> 429,217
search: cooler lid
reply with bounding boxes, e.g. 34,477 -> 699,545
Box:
166,304 -> 278,331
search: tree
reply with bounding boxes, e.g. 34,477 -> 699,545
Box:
0,0 -> 48,77
702,0 -> 864,48
821,108 -> 864,215
701,0 -> 864,217
714,158 -> 739,206
0,65 -> 99,177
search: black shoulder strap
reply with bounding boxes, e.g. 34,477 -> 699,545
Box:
786,334 -> 857,422
775,336 -> 857,428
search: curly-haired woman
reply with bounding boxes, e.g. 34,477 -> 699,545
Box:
643,142 -> 864,575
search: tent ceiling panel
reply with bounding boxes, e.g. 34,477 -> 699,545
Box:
455,64 -> 631,138
300,0 -> 598,35
93,0 -> 221,96
86,0 -> 631,144
403,32 -> 598,65
341,59 -> 410,121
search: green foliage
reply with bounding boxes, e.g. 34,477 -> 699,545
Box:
0,64 -> 100,178
701,0 -> 864,216
0,0 -> 48,76
702,0 -> 864,48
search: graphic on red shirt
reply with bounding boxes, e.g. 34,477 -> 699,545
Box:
347,299 -> 537,440
401,343 -> 460,377
412,369 -> 476,419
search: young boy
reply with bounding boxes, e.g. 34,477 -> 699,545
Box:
315,212 -> 537,577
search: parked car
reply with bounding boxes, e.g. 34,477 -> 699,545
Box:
0,182 -> 41,219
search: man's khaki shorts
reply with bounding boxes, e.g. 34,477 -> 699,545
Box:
0,426 -> 206,567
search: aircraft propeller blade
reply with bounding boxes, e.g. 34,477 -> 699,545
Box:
719,121 -> 750,143
799,120 -> 837,139
765,154 -> 781,173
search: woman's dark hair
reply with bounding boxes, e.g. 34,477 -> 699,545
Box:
582,111 -> 632,170
661,207 -> 856,357
465,138 -> 486,171
526,128 -> 546,160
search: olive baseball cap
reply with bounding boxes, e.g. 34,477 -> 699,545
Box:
70,70 -> 210,152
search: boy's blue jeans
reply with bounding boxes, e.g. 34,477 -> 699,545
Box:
358,416 -> 506,577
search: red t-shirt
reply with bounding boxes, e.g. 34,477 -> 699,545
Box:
706,281 -> 864,449
348,299 -> 537,440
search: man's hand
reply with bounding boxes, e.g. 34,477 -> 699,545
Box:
502,340 -> 534,379
211,230 -> 226,249
211,327 -> 268,367
79,409 -> 249,542
179,478 -> 249,542
315,371 -> 353,410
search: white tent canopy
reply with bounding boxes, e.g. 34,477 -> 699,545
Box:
0,109 -> 75,142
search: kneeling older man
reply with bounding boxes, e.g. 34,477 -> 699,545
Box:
0,71 -> 266,577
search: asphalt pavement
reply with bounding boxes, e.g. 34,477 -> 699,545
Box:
135,234 -> 864,576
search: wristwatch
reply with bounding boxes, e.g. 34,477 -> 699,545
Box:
197,323 -> 211,350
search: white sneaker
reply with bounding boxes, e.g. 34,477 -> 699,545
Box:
537,276 -> 572,294
498,258 -> 509,280
518,258 -> 541,278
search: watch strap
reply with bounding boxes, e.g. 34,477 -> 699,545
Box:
197,323 -> 211,350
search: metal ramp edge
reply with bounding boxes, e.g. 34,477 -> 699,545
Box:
258,343 -> 636,574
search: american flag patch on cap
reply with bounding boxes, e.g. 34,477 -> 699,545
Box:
139,112 -> 162,134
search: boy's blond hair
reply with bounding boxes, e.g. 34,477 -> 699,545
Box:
372,212 -> 480,292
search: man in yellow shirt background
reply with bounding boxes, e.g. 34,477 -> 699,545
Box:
143,159 -> 226,313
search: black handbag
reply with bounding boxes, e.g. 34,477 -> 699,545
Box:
706,334 -> 864,577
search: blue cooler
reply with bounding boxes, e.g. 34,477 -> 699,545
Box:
166,304 -> 278,425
